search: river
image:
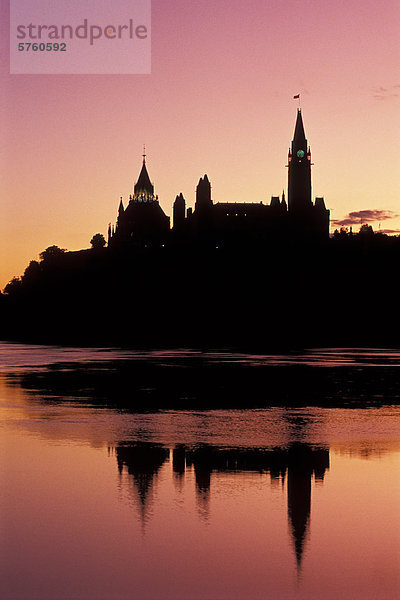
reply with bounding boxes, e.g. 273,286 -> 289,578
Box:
1,342 -> 399,599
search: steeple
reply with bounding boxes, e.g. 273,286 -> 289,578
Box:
292,109 -> 307,150
134,151 -> 154,196
288,109 -> 312,213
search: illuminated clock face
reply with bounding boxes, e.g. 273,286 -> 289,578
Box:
296,149 -> 305,158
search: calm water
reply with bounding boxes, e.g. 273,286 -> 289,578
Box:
1,342 -> 399,600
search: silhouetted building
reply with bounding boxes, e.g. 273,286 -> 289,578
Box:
109,153 -> 170,248
170,109 -> 329,246
108,110 -> 329,250
287,109 -> 330,238
172,193 -> 186,232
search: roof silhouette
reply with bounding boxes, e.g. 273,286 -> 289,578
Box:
293,108 -> 307,146
134,158 -> 154,195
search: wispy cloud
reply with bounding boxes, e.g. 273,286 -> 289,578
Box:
379,229 -> 400,236
372,85 -> 400,100
332,209 -> 399,227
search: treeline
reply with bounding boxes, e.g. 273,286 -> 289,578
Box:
1,228 -> 399,348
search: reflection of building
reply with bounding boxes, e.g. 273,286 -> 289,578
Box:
116,443 -> 169,524
186,446 -> 213,519
286,444 -> 329,570
114,441 -> 329,570
182,444 -> 329,569
108,110 -> 330,249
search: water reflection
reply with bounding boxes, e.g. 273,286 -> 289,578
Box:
114,441 -> 330,571
116,443 -> 169,527
1,344 -> 400,599
286,444 -> 329,569
3,346 -> 400,409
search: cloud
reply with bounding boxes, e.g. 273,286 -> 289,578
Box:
372,85 -> 400,99
378,229 -> 400,236
332,209 -> 399,227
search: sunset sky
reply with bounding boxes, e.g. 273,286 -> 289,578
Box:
1,0 -> 399,289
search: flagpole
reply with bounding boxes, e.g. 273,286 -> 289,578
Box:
293,94 -> 301,109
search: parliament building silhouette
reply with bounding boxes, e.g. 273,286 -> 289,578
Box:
108,109 -> 330,249
14,107 -> 398,347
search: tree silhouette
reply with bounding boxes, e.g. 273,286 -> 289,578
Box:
90,233 -> 106,249
359,224 -> 374,236
4,277 -> 22,296
39,245 -> 66,263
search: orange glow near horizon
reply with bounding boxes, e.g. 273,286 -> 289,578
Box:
1,0 -> 399,288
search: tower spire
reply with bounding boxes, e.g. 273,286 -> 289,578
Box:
292,109 -> 307,149
288,109 -> 312,213
134,151 -> 154,197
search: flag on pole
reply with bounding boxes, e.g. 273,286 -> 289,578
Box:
293,94 -> 300,99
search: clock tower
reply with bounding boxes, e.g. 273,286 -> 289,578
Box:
288,109 -> 313,213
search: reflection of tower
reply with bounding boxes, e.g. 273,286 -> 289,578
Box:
186,446 -> 212,520
286,444 -> 329,571
116,443 -> 169,526
287,449 -> 312,569
172,445 -> 186,477
172,445 -> 186,492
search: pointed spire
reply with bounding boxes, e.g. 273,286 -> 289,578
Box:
281,190 -> 287,211
118,197 -> 124,215
288,109 -> 312,212
293,109 -> 307,147
134,151 -> 154,196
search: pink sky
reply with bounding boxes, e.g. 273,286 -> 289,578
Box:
1,0 -> 399,288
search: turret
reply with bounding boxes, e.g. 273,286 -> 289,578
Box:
270,196 -> 281,209
314,197 -> 330,238
173,193 -> 186,229
315,197 -> 326,211
195,174 -> 212,214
